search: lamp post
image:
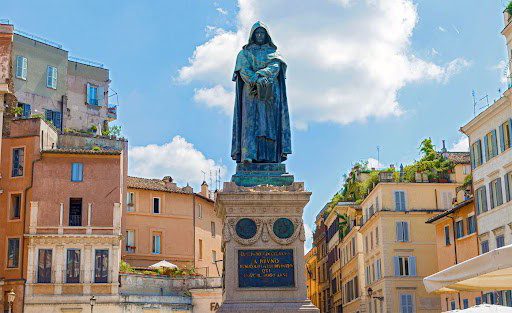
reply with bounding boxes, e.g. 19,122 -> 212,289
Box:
7,289 -> 16,313
90,295 -> 96,313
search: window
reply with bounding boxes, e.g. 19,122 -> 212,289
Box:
481,240 -> 490,253
86,83 -> 104,105
198,239 -> 203,259
450,301 -> 456,310
489,178 -> 504,209
365,265 -> 371,285
18,103 -> 31,118
375,227 -> 379,246
484,130 -> 499,161
7,238 -> 20,268
66,249 -> 80,283
441,191 -> 454,210
394,191 -> 406,211
15,55 -> 27,80
46,66 -> 57,89
375,259 -> 382,280
476,297 -> 482,305
455,220 -> 464,239
197,204 -> 203,218
399,294 -> 414,313
94,250 -> 109,283
396,221 -> 409,242
394,256 -> 416,276
497,235 -> 505,248
370,231 -> 374,250
467,215 -> 476,235
69,198 -> 82,226
37,249 -> 52,283
126,230 -> 135,253
152,234 -> 161,254
463,299 -> 469,309
471,140 -> 483,168
10,194 -> 21,219
45,109 -> 62,129
500,120 -> 512,152
127,192 -> 135,212
506,172 -> 512,203
71,163 -> 83,182
444,225 -> 451,245
475,186 -> 488,214
12,148 -> 24,177
211,221 -> 216,237
212,250 -> 217,264
153,197 -> 160,214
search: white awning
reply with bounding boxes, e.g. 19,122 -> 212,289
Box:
148,260 -> 178,269
424,244 -> 512,293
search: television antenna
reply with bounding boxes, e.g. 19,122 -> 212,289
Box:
472,90 -> 489,116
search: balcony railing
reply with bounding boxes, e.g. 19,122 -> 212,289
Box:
107,104 -> 117,119
126,246 -> 136,253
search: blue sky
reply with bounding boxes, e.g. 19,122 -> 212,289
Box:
4,0 -> 510,248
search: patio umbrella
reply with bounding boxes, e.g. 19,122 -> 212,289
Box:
424,244 -> 512,293
149,260 -> 178,269
447,304 -> 512,312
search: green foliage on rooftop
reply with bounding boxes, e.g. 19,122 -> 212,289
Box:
507,1 -> 512,15
402,138 -> 454,182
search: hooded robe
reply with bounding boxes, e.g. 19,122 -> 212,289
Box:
231,21 -> 292,163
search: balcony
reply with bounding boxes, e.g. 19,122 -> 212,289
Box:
107,104 -> 117,120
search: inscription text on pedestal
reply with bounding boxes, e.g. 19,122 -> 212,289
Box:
238,249 -> 295,288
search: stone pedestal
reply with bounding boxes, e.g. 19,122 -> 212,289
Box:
216,181 -> 319,313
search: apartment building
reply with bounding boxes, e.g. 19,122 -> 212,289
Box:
123,177 -> 222,276
312,216 -> 329,313
426,198 -> 482,311
10,26 -> 117,132
305,246 -> 319,308
0,117 -> 127,312
461,91 -> 512,255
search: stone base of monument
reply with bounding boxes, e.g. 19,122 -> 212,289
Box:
231,163 -> 295,187
215,181 -> 319,313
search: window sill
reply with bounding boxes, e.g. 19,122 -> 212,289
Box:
15,76 -> 26,81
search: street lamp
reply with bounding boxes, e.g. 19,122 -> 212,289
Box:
90,295 -> 96,313
7,289 -> 15,313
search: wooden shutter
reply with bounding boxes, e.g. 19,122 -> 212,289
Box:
484,135 -> 489,161
482,187 -> 488,212
500,123 -> 506,153
396,222 -> 403,242
497,178 -> 503,206
492,130 -> 499,157
505,173 -> 511,202
408,256 -> 417,276
97,86 -> 104,105
403,222 -> 409,241
54,111 -> 62,129
394,256 -> 400,276
489,182 -> 495,209
23,104 -> 31,117
400,192 -> 406,211
45,109 -> 53,122
470,143 -> 476,169
86,83 -> 92,104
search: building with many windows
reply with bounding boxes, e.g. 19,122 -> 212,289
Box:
123,177 -> 222,277
9,24 -> 117,133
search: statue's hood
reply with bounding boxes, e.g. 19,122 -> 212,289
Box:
246,21 -> 277,49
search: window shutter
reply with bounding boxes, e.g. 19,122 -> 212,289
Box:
52,67 -> 57,88
489,182 -> 495,209
16,56 -> 22,77
394,256 -> 400,276
97,86 -> 104,106
477,140 -> 483,164
505,174 -> 511,202
403,222 -> 409,242
86,83 -> 91,104
409,256 -> 417,276
22,57 -> 27,79
497,178 -> 503,206
470,144 -> 476,169
46,66 -> 52,87
500,124 -> 506,153
492,130 -> 499,157
54,111 -> 62,129
484,135 -> 489,161
482,187 -> 488,212
45,109 -> 53,122
23,104 -> 31,117
400,192 -> 406,211
77,163 -> 83,181
71,163 -> 77,181
509,119 -> 512,149
396,222 -> 402,242
394,191 -> 400,210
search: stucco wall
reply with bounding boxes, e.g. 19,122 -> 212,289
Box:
194,195 -> 223,277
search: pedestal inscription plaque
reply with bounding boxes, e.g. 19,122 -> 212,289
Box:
238,249 -> 295,288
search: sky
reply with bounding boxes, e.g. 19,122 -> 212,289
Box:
3,0 -> 511,250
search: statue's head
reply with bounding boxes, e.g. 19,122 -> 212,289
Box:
252,27 -> 269,45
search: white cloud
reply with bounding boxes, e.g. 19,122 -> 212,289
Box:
177,0 -> 470,127
216,7 -> 228,15
303,223 -> 314,253
492,60 -> 508,84
367,157 -> 384,169
438,26 -> 446,32
128,136 -> 227,187
451,136 -> 469,152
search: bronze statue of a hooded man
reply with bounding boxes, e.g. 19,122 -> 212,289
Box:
231,21 -> 292,164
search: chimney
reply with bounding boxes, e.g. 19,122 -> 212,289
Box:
183,183 -> 193,194
200,181 -> 209,198
162,176 -> 177,189
389,164 -> 395,169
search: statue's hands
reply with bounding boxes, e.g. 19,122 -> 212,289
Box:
257,76 -> 269,86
